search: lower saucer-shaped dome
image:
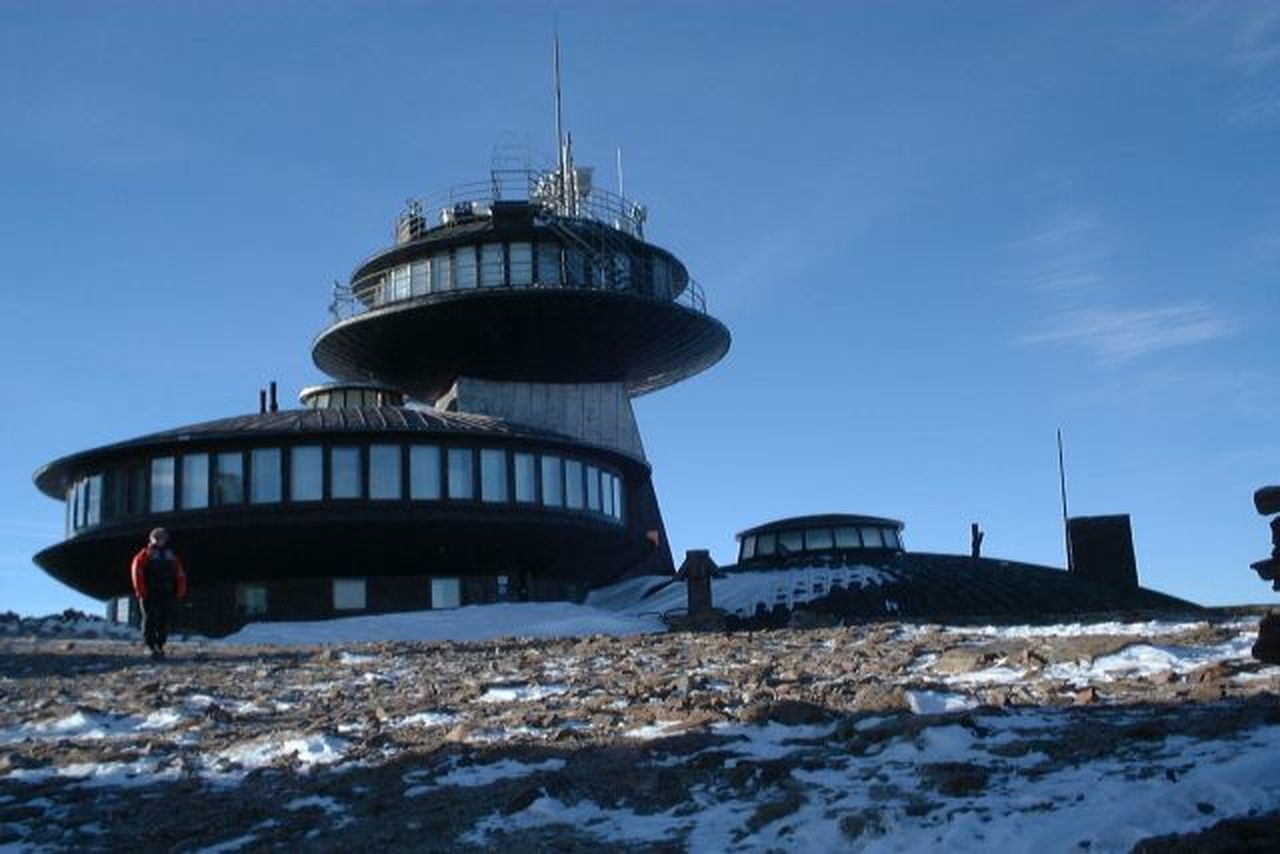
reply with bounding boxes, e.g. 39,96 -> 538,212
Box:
34,406 -> 670,634
312,289 -> 731,401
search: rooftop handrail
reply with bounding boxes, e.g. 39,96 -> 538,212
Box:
329,265 -> 709,323
395,167 -> 649,243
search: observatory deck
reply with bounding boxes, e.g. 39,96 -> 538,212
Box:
313,169 -> 730,401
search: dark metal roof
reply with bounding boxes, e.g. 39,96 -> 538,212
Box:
33,406 -> 611,498
737,514 -> 905,540
313,289 -> 731,400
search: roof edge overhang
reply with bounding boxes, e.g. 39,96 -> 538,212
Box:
736,513 -> 905,541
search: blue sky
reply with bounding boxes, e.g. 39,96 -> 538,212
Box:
2,2 -> 1277,614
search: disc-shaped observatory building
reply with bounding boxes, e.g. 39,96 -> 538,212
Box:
33,143 -> 730,635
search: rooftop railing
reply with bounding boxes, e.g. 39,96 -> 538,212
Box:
394,167 -> 649,244
327,265 -> 708,323
326,166 -> 710,324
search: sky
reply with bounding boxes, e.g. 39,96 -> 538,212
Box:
1,1 -> 1277,615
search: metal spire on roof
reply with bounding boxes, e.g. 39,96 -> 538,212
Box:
553,32 -> 566,212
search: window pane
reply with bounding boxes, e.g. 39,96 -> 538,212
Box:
886,528 -> 902,549
614,252 -> 632,290
480,448 -> 508,503
509,242 -> 532,286
86,475 -> 102,525
127,464 -> 148,515
410,260 -> 428,296
72,480 -> 83,529
431,577 -> 461,609
612,476 -> 623,520
514,453 -> 536,502
740,535 -> 756,561
778,529 -> 803,554
454,247 -> 476,289
333,578 -> 366,610
860,526 -> 884,548
250,448 -> 282,503
102,470 -> 122,522
585,465 -> 601,511
756,532 -> 776,556
331,446 -> 361,499
540,455 -> 563,506
180,454 -> 208,510
602,472 -> 614,517
213,453 -> 244,505
433,253 -> 452,291
447,448 -> 473,499
236,584 -> 269,617
291,446 -> 323,501
804,528 -> 834,550
151,457 -> 175,512
391,264 -> 410,301
537,243 -> 561,285
480,243 -> 504,287
369,445 -> 401,500
565,249 -> 585,286
653,258 -> 672,298
833,526 -> 859,548
565,459 -> 584,509
409,445 -> 441,499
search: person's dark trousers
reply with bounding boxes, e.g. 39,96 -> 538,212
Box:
139,595 -> 173,654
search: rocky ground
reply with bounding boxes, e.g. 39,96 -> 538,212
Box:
1,612 -> 1279,852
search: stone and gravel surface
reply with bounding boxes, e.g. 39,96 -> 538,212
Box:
1,612 -> 1278,852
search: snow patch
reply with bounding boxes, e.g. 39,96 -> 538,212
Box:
462,795 -> 681,847
405,758 -> 566,796
478,683 -> 569,704
906,690 -> 980,715
220,602 -> 663,645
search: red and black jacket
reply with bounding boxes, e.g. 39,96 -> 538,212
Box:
130,546 -> 188,600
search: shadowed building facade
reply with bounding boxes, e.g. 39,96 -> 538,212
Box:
33,149 -> 729,635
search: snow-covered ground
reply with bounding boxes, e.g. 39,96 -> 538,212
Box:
216,566 -> 894,646
222,600 -> 664,645
2,599 -> 1277,851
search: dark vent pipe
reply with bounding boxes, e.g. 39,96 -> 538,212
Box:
259,389 -> 266,414
269,381 -> 278,413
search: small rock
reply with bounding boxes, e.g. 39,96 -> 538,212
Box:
764,699 -> 831,726
839,808 -> 887,840
1074,687 -> 1099,705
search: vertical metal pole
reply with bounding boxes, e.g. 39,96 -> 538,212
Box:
553,33 -> 565,212
1058,428 -> 1073,572
617,147 -> 624,199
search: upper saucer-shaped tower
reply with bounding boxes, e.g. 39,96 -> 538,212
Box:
313,161 -> 730,403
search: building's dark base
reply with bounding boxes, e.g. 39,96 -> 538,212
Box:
108,571 -> 583,638
719,552 -> 1202,630
40,506 -> 665,606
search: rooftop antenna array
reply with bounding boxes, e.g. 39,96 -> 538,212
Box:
553,33 -> 569,215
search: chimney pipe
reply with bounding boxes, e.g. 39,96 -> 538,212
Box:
269,381 -> 278,413
259,389 -> 266,415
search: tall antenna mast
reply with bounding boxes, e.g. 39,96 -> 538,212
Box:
1058,428 -> 1073,572
617,147 -> 625,198
553,33 -> 566,211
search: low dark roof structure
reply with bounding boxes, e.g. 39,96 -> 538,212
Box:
721,513 -> 1201,624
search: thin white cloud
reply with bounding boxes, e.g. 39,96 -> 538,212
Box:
1011,208 -> 1109,296
1019,302 -> 1236,364
1161,2 -> 1280,72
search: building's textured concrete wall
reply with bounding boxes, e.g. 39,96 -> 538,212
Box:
441,378 -> 647,460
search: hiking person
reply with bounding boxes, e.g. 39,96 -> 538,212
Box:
129,527 -> 187,659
